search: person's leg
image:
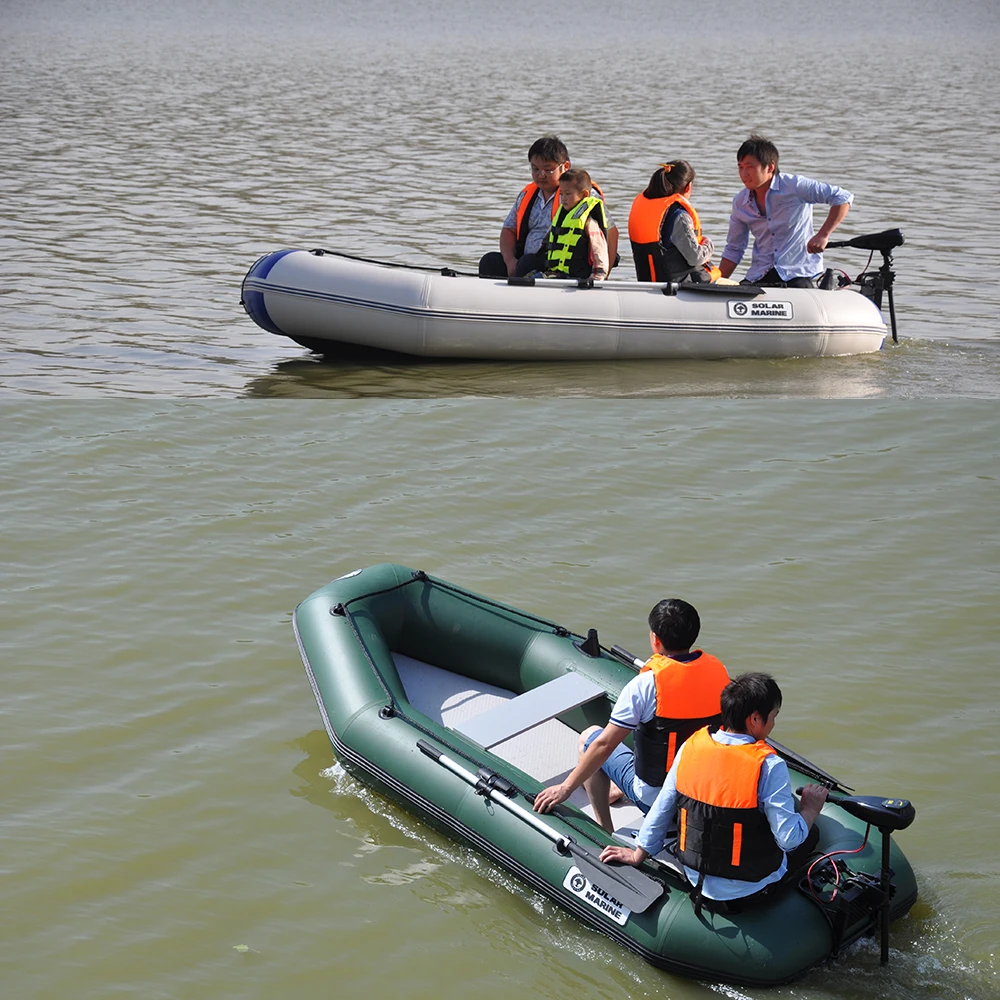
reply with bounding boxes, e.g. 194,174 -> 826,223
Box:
580,728 -> 647,833
478,251 -> 508,278
785,275 -> 817,288
514,251 -> 546,277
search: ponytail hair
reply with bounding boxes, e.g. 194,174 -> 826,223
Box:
643,160 -> 696,199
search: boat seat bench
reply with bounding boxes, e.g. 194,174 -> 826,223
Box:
453,672 -> 607,749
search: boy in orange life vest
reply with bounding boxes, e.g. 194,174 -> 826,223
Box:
533,599 -> 729,833
599,673 -> 829,905
540,170 -> 610,281
478,135 -> 619,279
628,160 -> 721,284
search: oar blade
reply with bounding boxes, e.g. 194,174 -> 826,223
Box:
565,841 -> 664,914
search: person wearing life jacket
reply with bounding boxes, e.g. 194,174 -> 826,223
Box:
533,599 -> 730,834
600,673 -> 829,909
478,135 -> 619,278
628,160 -> 722,284
540,169 -> 610,280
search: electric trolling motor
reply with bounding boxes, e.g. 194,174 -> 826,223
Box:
798,787 -> 915,965
826,228 -> 905,344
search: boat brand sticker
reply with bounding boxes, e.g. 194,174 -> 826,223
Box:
562,866 -> 631,926
728,300 -> 793,320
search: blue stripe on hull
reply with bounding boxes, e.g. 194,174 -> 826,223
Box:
240,250 -> 297,335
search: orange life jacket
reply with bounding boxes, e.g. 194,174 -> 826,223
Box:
514,180 -> 607,257
627,193 -> 721,283
633,652 -> 729,784
674,727 -> 784,882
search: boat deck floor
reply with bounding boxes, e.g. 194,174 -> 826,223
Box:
394,653 -> 647,833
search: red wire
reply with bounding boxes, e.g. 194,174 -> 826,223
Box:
806,824 -> 871,901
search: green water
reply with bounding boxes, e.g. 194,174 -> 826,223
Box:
2,401 -> 997,999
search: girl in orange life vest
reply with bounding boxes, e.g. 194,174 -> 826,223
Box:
628,160 -> 722,283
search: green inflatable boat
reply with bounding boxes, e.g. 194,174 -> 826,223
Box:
294,564 -> 918,987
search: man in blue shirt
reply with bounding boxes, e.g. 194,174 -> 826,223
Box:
599,672 -> 828,906
719,135 -> 853,287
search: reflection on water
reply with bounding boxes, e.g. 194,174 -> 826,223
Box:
243,335 -> 1000,399
2,0 -> 999,396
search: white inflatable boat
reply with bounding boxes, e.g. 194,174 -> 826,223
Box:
241,239 -> 902,361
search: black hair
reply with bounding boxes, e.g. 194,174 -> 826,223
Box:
642,160 -> 696,199
559,168 -> 592,193
647,598 -> 700,651
720,672 -> 783,732
736,134 -> 779,170
528,135 -> 569,164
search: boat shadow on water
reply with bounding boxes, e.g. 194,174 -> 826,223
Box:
243,350 -> 894,400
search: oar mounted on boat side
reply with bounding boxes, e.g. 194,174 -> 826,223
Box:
798,786 -> 915,966
826,227 -> 904,343
416,739 -> 665,915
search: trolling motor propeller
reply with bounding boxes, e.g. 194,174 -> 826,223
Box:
800,787 -> 916,965
826,228 -> 905,344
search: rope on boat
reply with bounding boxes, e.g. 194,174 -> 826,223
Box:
309,247 -> 478,278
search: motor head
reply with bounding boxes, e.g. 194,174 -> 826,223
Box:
827,792 -> 915,831
826,228 -> 905,253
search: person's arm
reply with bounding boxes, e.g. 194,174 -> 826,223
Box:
499,227 -> 518,276
797,783 -> 829,828
607,224 -> 620,269
719,256 -> 739,279
586,218 -> 610,280
760,759 -> 827,851
720,204 -> 749,279
669,212 -> 713,268
807,202 -> 850,254
600,748 -> 682,865
533,723 -> 630,812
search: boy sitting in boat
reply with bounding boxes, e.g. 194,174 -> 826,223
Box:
539,170 -> 611,281
599,672 -> 829,910
533,599 -> 729,832
718,134 -> 853,287
478,135 -> 619,278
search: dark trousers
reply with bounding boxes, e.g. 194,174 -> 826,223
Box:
742,267 -> 817,289
478,251 -> 546,278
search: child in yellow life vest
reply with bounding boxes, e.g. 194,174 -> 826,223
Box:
540,169 -> 610,281
628,161 -> 722,283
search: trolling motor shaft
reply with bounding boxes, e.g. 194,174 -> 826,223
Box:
802,789 -> 915,964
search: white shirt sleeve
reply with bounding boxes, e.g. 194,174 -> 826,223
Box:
608,671 -> 658,730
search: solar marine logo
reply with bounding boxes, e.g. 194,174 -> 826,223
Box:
728,300 -> 794,320
563,866 -> 632,926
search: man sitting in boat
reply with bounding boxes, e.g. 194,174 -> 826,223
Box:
533,599 -> 729,832
539,170 -> 610,281
599,672 -> 829,911
478,135 -> 619,278
718,134 -> 853,288
628,160 -> 722,284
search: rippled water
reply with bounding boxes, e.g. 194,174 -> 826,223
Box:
2,2 -> 999,998
3,400 -> 998,999
3,0 -> 999,396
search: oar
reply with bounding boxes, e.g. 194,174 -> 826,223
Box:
610,645 -> 853,793
417,740 -> 664,914
767,737 -> 853,793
